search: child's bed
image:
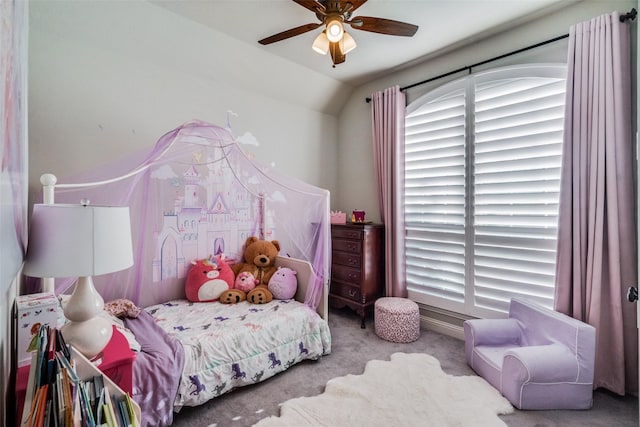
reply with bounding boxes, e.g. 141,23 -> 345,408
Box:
34,121 -> 332,426
121,256 -> 331,426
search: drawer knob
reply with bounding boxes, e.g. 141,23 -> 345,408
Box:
348,289 -> 357,297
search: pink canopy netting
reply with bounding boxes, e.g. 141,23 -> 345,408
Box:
32,120 -> 330,309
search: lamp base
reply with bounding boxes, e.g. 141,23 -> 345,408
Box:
64,276 -> 104,322
61,316 -> 113,359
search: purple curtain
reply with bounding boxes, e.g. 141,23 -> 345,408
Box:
371,86 -> 407,297
554,11 -> 638,395
1,0 -> 28,295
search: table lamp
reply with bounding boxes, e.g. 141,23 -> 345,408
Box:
23,203 -> 134,359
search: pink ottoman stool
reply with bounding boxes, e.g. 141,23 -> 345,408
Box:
374,297 -> 420,343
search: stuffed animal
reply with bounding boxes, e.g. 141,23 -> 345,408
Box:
268,267 -> 298,300
185,255 -> 235,302
234,271 -> 259,293
219,236 -> 280,304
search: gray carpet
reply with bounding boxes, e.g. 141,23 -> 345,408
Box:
171,307 -> 638,427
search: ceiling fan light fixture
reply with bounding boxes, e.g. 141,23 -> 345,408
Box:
341,31 -> 357,54
258,2 -> 419,67
325,17 -> 344,43
312,31 -> 330,55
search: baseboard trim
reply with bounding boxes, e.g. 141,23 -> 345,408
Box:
419,314 -> 465,341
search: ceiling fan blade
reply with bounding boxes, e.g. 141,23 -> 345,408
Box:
329,41 -> 346,66
293,0 -> 326,14
258,23 -> 322,45
349,16 -> 418,37
341,0 -> 367,14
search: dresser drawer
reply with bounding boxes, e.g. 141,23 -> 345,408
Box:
331,264 -> 362,284
332,250 -> 362,268
332,227 -> 364,240
332,238 -> 362,254
330,281 -> 362,302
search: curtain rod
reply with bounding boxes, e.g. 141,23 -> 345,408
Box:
621,8 -> 638,22
365,8 -> 637,103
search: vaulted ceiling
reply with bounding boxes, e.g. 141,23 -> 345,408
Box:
153,0 -> 574,86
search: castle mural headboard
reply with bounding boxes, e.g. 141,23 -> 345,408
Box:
32,120 -> 330,314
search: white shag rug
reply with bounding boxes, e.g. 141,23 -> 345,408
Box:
254,352 -> 513,427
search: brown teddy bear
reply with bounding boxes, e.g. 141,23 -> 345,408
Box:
219,236 -> 280,304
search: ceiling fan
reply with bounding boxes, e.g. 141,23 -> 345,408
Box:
258,0 -> 419,67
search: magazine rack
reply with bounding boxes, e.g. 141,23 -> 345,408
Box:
71,346 -> 141,425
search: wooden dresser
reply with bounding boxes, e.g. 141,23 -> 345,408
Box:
329,223 -> 384,328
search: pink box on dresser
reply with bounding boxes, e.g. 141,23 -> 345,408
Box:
330,211 -> 347,224
16,291 -> 61,367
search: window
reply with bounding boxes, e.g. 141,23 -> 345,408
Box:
404,64 -> 566,318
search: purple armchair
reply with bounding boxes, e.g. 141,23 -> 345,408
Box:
463,298 -> 596,410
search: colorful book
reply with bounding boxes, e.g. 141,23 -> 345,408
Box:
92,375 -> 104,422
20,351 -> 38,426
34,325 -> 47,388
102,387 -> 118,427
117,399 -> 128,427
33,384 -> 49,427
55,352 -> 78,384
55,329 -> 71,361
79,381 -> 96,427
124,394 -> 136,427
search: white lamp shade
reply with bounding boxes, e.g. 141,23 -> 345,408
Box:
341,32 -> 357,54
326,18 -> 344,43
312,31 -> 330,55
24,204 -> 134,278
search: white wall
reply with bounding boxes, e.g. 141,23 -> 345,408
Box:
337,0 -> 637,223
31,1 -> 636,225
28,0 -> 345,206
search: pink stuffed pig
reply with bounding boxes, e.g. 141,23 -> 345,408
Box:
268,267 -> 298,300
235,271 -> 259,293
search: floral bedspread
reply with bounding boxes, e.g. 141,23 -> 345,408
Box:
145,299 -> 332,409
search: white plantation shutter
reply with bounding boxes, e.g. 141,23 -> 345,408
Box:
405,86 -> 467,305
404,65 -> 566,317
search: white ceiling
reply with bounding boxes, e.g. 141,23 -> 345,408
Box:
153,0 -> 573,86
